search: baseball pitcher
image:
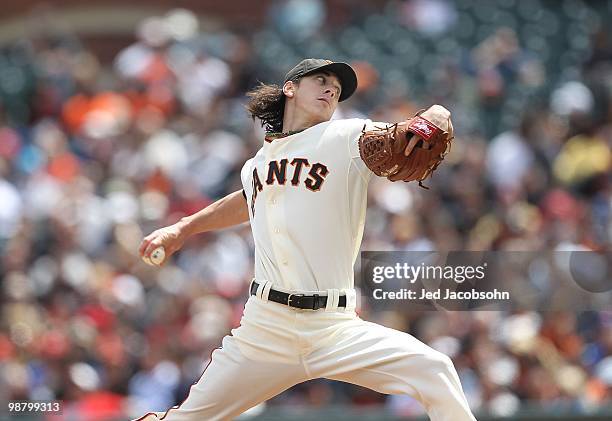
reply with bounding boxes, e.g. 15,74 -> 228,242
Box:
137,59 -> 474,421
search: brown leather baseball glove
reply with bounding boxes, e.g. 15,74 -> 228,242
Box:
358,105 -> 454,188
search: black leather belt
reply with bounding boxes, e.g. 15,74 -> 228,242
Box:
250,281 -> 347,310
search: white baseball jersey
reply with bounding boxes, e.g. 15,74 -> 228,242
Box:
240,118 -> 377,291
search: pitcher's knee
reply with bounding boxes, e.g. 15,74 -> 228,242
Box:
134,414 -> 160,421
429,351 -> 459,378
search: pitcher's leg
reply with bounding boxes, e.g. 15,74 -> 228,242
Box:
135,335 -> 307,421
308,319 -> 476,421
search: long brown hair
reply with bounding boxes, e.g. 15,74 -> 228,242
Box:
245,79 -> 299,133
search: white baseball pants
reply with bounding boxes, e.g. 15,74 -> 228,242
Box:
136,290 -> 476,421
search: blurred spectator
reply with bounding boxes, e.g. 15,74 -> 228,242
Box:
400,0 -> 457,37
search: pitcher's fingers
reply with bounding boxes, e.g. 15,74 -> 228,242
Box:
404,135 -> 422,157
138,239 -> 150,257
144,242 -> 162,260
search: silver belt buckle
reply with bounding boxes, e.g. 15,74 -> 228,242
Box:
287,293 -> 304,307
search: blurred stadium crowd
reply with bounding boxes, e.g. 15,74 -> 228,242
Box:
0,0 -> 611,419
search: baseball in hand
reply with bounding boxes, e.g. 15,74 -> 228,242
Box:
146,246 -> 166,266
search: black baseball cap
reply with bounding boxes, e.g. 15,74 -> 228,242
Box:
284,59 -> 358,102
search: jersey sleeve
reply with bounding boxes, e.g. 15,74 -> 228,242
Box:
240,157 -> 254,205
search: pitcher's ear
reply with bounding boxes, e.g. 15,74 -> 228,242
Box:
283,81 -> 295,98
